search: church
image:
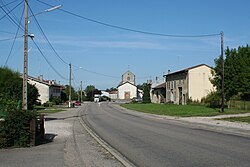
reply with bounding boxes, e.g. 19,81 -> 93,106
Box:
117,71 -> 142,100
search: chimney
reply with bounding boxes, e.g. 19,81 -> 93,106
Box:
38,75 -> 43,81
168,70 -> 171,74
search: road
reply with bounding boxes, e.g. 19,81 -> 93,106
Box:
81,102 -> 250,167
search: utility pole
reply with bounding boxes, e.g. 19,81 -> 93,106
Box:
221,31 -> 225,112
22,0 -> 28,110
69,63 -> 72,107
80,81 -> 83,103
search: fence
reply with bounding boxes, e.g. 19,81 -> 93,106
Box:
228,100 -> 250,110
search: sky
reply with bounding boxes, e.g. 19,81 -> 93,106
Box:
1,0 -> 250,90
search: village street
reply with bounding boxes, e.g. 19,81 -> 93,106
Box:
1,102 -> 250,167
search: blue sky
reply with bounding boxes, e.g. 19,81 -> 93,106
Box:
1,0 -> 250,90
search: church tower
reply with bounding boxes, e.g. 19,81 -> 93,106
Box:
121,71 -> 135,85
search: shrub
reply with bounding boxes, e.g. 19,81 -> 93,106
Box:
43,101 -> 53,107
0,110 -> 36,148
50,96 -> 61,105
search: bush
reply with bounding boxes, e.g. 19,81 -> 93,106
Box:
50,96 -> 61,105
43,101 -> 53,107
0,110 -> 37,148
201,92 -> 221,108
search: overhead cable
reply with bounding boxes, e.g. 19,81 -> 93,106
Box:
0,35 -> 22,41
36,0 -> 220,38
0,0 -> 22,22
27,3 -> 68,66
0,0 -> 24,31
32,39 -> 69,81
4,4 -> 24,66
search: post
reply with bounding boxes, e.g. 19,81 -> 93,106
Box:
80,81 -> 83,103
22,0 -> 29,110
221,31 -> 225,112
69,63 -> 72,107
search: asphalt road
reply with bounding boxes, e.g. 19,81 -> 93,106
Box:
82,102 -> 250,167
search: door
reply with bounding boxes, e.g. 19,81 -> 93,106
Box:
178,87 -> 182,105
124,92 -> 130,100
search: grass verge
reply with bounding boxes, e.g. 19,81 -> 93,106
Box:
219,116 -> 250,124
121,103 -> 250,117
34,106 -> 65,114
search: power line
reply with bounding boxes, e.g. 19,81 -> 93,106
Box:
72,64 -> 120,79
4,4 -> 24,66
0,35 -> 22,41
27,3 -> 68,66
0,30 -> 21,35
0,0 -> 24,31
32,39 -> 68,81
0,0 -> 22,22
37,0 -> 220,38
1,0 -> 22,24
0,0 -> 20,8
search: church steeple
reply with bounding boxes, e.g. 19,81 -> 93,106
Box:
122,71 -> 135,85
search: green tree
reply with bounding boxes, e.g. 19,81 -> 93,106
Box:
142,84 -> 151,103
0,67 -> 39,111
85,85 -> 96,94
63,85 -> 78,101
211,45 -> 250,101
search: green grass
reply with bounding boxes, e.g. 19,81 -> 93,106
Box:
121,103 -> 250,117
220,116 -> 250,124
34,106 -> 65,114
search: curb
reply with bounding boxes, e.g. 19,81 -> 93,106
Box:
78,107 -> 135,167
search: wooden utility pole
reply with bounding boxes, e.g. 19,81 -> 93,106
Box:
221,31 -> 225,112
69,63 -> 72,107
80,81 -> 83,103
22,0 -> 29,110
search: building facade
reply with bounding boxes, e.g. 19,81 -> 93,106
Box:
164,64 -> 214,105
117,71 -> 141,100
27,75 -> 63,104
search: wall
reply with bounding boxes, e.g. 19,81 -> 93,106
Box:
118,83 -> 137,99
28,79 -> 49,104
188,65 -> 214,101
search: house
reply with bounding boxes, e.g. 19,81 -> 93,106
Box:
151,82 -> 166,104
27,75 -> 63,104
117,71 -> 142,100
164,64 -> 214,105
109,90 -> 118,100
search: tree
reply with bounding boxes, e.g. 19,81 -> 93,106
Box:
0,67 -> 39,111
211,45 -> 250,101
85,85 -> 96,94
142,84 -> 151,103
106,87 -> 117,92
63,85 -> 78,101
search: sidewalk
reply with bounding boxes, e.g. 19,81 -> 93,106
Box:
0,106 -> 123,167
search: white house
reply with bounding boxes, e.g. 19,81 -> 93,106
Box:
117,71 -> 142,100
27,75 -> 63,104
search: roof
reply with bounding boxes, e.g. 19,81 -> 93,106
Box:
21,74 -> 63,88
163,64 -> 212,77
152,82 -> 166,89
122,70 -> 135,76
117,81 -> 137,88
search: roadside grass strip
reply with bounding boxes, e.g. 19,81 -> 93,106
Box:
121,103 -> 250,117
219,116 -> 250,124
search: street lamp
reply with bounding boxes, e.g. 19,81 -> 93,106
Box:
22,0 -> 62,110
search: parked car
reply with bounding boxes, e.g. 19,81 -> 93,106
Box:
74,101 -> 81,106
